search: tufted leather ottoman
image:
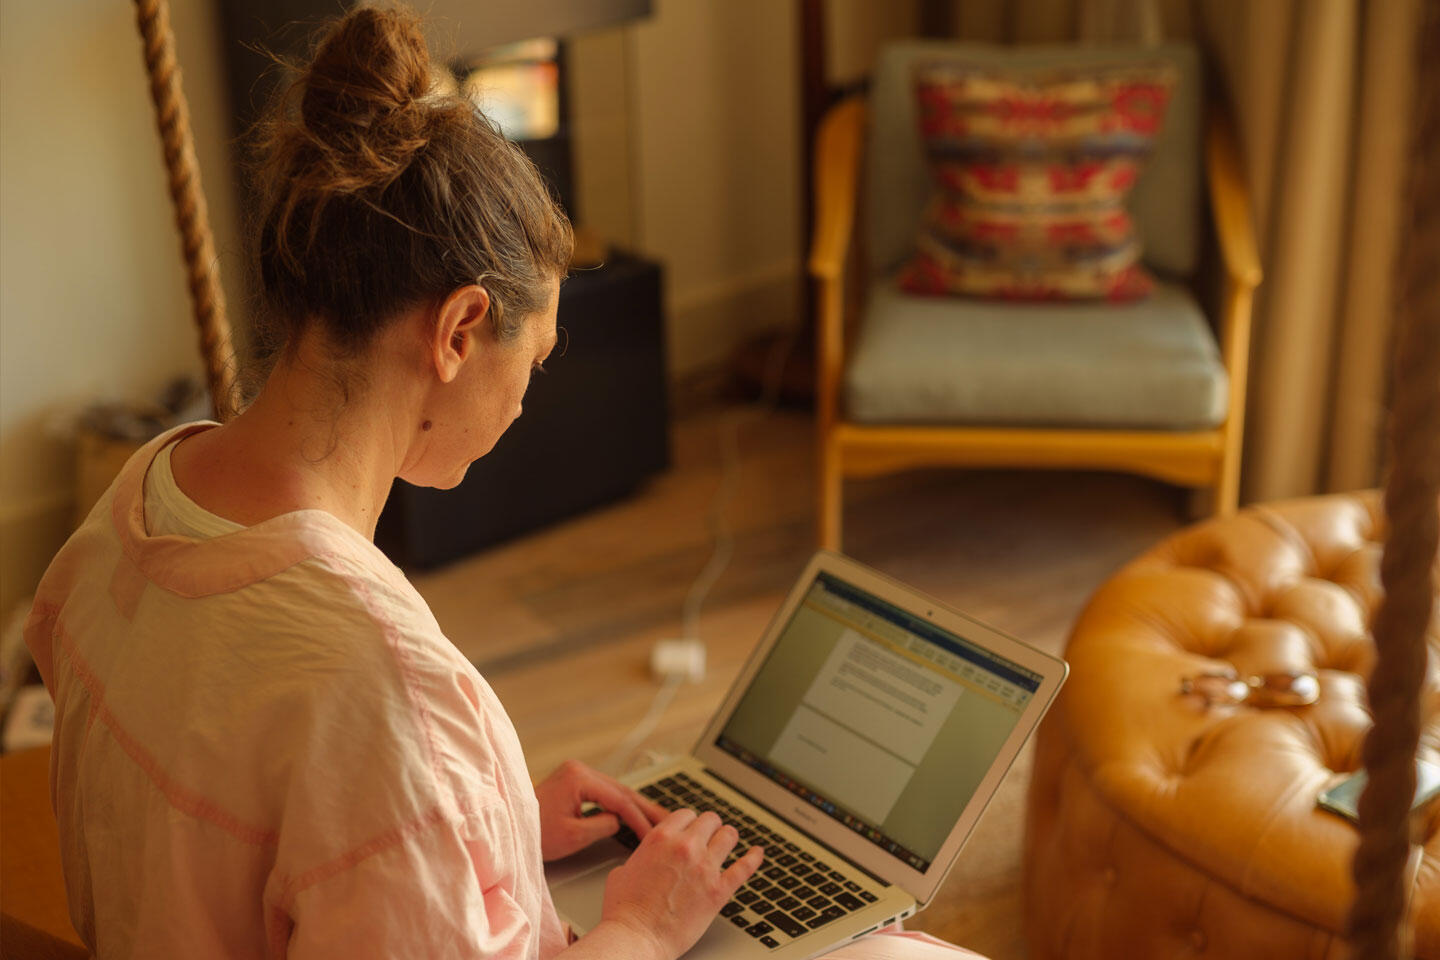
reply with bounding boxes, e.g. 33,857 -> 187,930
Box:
1024,493 -> 1439,958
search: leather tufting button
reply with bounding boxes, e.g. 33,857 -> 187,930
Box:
1189,928 -> 1207,951
1102,866 -> 1118,886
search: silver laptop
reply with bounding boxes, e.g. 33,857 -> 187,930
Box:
547,551 -> 1067,959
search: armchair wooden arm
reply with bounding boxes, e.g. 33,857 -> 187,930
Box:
1205,105 -> 1263,291
1204,103 -> 1263,514
810,95 -> 866,549
810,96 -> 866,395
808,96 -> 867,284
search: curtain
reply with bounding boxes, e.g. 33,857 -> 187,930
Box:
1197,0 -> 1420,500
922,0 -> 1421,500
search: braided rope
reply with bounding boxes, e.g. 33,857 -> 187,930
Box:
133,0 -> 236,421
1348,2 -> 1440,956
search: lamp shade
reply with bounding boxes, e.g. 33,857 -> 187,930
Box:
415,0 -> 651,61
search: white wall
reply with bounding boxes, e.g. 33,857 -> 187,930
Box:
0,0 -> 243,617
568,30 -> 639,249
629,0 -> 802,375
571,0 -> 804,376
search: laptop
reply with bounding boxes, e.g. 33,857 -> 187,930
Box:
547,550 -> 1067,959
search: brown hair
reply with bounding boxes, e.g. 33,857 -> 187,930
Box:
248,5 -> 571,371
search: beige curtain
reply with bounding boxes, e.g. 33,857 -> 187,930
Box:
913,0 -> 1420,500
1196,0 -> 1420,500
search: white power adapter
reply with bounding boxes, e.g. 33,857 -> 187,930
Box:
650,638 -> 706,683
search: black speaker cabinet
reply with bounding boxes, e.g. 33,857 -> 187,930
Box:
375,251 -> 670,568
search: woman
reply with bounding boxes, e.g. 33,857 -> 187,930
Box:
26,7 -> 978,959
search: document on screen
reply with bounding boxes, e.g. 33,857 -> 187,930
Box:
768,629 -> 963,823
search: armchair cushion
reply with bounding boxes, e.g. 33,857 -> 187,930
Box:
844,275 -> 1227,429
868,42 -> 1202,283
899,61 -> 1177,301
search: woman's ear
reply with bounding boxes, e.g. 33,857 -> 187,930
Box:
431,285 -> 491,383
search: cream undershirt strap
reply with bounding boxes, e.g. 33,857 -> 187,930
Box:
142,440 -> 242,540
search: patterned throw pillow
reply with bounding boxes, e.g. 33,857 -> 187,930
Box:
898,62 -> 1177,302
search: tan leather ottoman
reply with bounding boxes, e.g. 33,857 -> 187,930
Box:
1024,493 -> 1439,958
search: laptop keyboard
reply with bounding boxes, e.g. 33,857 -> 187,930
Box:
610,771 -> 880,950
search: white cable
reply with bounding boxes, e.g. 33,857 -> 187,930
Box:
604,326 -> 801,774
604,672 -> 684,774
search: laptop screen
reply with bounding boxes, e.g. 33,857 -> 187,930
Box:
715,571 -> 1042,872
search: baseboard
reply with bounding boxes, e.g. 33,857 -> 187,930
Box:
667,263 -> 802,378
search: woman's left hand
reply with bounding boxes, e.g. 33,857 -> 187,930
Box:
535,759 -> 668,862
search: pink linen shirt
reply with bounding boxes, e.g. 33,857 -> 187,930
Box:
25,424 -> 570,959
25,423 -> 984,960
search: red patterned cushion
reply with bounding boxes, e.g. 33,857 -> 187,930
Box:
898,63 -> 1177,302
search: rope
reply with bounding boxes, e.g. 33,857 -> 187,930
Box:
133,0 -> 236,421
1347,2 -> 1440,956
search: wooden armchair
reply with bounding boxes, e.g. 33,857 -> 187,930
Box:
810,42 -> 1262,550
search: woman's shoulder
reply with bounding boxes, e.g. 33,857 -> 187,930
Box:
247,541 -> 475,694
178,551 -> 521,838
255,553 -> 528,847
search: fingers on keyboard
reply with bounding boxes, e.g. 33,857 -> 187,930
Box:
721,845 -> 765,897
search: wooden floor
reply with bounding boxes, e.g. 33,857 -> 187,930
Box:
412,403 -> 1187,960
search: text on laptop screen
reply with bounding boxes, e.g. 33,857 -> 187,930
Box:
716,572 -> 1042,872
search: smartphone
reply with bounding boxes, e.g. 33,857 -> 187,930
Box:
1317,759 -> 1440,823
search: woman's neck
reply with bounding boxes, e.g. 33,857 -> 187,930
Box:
170,337 -> 421,540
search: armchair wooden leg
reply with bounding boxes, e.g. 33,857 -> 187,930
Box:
818,440 -> 842,551
1215,436 -> 1242,518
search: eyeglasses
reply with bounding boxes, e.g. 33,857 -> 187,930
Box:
1179,669 -> 1320,708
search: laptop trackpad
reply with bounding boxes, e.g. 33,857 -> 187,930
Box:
548,842 -> 762,959
546,838 -> 626,895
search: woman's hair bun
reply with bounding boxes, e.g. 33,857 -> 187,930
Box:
297,6 -> 435,152
249,2 -> 572,380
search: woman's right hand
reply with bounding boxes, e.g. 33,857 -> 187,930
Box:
596,808 -> 764,960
